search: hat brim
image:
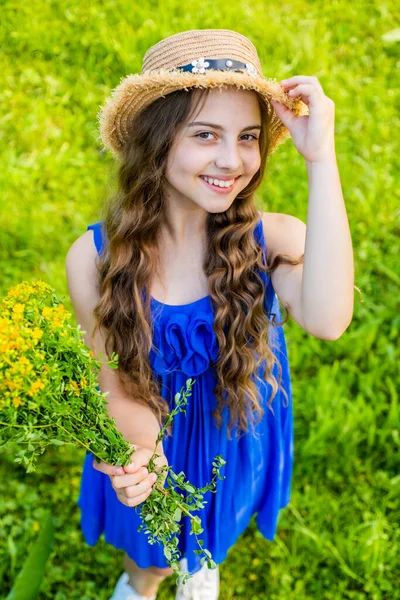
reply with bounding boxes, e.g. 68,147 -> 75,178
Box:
98,69 -> 309,159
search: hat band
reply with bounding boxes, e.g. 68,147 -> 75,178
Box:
173,57 -> 258,78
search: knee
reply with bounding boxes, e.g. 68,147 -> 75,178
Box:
123,553 -> 174,578
148,565 -> 174,577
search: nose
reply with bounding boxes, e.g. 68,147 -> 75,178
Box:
214,139 -> 242,172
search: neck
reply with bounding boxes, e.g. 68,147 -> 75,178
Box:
161,204 -> 207,245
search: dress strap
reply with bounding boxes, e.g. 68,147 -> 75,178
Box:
87,222 -> 106,256
254,212 -> 276,316
254,211 -> 268,263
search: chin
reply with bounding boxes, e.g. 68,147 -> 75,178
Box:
209,203 -> 233,213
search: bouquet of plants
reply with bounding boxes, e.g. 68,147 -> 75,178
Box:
0,280 -> 226,583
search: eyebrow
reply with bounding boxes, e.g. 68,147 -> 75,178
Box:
187,121 -> 262,132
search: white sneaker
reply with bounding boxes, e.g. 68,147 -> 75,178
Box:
175,558 -> 220,600
109,571 -> 157,600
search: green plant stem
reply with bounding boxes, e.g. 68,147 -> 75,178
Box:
153,485 -> 195,521
56,423 -> 105,463
48,390 -> 106,432
0,421 -> 52,429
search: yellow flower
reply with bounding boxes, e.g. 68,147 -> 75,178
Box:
10,358 -> 34,376
32,380 -> 45,391
12,303 -> 25,314
72,381 -> 80,395
31,328 -> 43,340
27,380 -> 46,396
0,317 -> 9,330
2,378 -> 18,391
42,307 -> 54,319
11,312 -> 24,323
13,396 -> 23,408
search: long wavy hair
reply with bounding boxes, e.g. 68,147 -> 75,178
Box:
91,85 -> 304,441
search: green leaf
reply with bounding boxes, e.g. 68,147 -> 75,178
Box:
173,508 -> 182,522
163,547 -> 171,561
5,511 -> 54,600
49,439 -> 64,446
191,519 -> 204,535
184,484 -> 196,493
105,430 -> 117,444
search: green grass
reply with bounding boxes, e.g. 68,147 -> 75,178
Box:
1,0 -> 399,598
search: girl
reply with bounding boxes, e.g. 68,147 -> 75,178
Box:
66,29 -> 354,600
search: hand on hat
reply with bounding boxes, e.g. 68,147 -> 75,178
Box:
270,76 -> 336,164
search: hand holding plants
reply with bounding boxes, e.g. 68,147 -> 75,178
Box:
0,280 -> 226,584
93,444 -> 169,508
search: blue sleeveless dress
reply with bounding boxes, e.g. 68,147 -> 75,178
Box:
77,215 -> 294,575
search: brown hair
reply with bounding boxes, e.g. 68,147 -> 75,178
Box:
91,86 -> 304,440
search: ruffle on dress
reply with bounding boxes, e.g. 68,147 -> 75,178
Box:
150,308 -> 218,376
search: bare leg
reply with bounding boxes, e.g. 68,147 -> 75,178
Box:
123,553 -> 174,598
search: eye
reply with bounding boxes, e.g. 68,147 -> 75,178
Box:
194,132 -> 259,141
241,133 -> 259,141
195,132 -> 215,140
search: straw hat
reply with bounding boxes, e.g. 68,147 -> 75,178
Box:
97,29 -> 309,159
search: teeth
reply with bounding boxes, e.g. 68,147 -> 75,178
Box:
202,176 -> 235,188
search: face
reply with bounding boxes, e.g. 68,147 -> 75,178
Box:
164,87 -> 262,214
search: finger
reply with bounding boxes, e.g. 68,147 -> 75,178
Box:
92,459 -> 124,476
123,448 -> 153,474
285,84 -> 323,107
280,76 -> 321,89
112,467 -> 150,489
117,486 -> 153,508
286,83 -> 319,94
269,98 -> 300,127
270,98 -> 290,110
124,472 -> 158,499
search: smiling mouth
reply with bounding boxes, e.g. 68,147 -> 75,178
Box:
199,175 -> 241,191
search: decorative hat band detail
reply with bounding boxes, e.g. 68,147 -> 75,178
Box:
174,58 -> 258,77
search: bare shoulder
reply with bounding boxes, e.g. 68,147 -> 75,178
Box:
65,230 -> 101,344
260,211 -> 306,264
65,230 -> 99,283
66,229 -> 98,264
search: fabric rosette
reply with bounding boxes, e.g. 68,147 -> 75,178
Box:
150,312 -> 218,376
